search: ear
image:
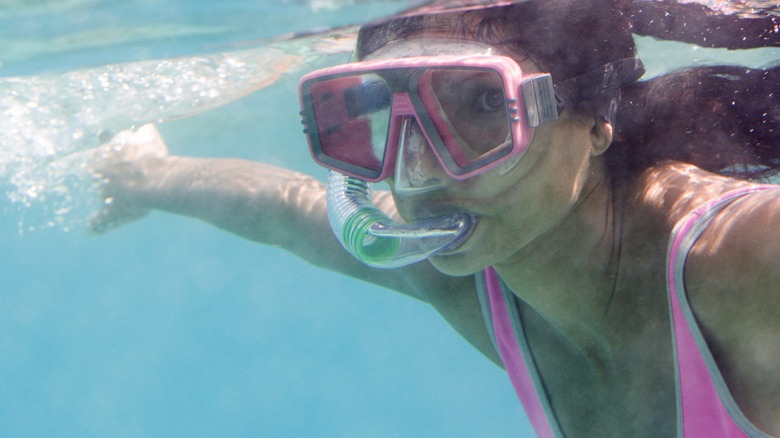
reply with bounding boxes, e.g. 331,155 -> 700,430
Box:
590,118 -> 613,157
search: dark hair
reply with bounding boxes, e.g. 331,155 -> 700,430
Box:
611,65 -> 780,180
357,0 -> 780,181
358,0 -> 636,112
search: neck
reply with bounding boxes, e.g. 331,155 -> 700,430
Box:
492,165 -> 627,348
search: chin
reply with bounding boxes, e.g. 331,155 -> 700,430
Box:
427,253 -> 487,277
425,220 -> 492,276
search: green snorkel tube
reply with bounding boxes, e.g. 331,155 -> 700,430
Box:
326,171 -> 473,269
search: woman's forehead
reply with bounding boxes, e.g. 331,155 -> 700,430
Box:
392,0 -> 519,17
364,38 -> 498,60
358,8 -> 539,62
362,38 -> 541,72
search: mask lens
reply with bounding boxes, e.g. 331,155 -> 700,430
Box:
416,68 -> 513,170
303,62 -> 521,181
307,74 -> 393,179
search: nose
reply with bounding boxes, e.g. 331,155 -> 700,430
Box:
393,117 -> 448,196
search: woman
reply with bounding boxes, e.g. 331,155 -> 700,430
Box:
91,0 -> 780,436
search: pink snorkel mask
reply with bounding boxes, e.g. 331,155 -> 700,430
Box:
298,49 -> 643,268
297,54 -> 558,269
299,54 -> 559,182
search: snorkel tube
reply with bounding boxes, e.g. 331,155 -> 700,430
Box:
326,171 -> 473,269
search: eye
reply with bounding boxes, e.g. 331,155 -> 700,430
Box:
475,88 -> 505,113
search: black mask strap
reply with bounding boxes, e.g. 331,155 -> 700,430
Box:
553,57 -> 646,122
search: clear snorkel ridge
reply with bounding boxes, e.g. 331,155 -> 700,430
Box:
326,171 -> 473,269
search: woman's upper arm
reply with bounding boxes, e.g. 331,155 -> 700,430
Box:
685,187 -> 780,426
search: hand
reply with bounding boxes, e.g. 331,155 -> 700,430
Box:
89,124 -> 168,233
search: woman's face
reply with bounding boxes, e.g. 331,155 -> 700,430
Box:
367,37 -> 605,276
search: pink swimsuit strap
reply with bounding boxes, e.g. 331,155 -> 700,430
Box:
667,185 -> 775,438
483,266 -> 559,438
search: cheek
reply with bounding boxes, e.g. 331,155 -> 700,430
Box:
471,129 -> 594,252
522,125 -> 594,210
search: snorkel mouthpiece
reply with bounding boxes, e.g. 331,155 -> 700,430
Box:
326,171 -> 473,269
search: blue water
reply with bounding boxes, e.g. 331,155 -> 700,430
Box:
0,1 -> 527,437
1,1 -> 778,437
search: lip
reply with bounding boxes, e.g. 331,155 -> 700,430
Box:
395,196 -> 480,253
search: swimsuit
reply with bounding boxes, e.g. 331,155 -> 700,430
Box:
475,186 -> 775,437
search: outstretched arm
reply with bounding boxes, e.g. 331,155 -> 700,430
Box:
91,125 -> 409,291
90,124 -> 501,364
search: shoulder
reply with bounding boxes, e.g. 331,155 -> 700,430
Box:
683,183 -> 780,360
630,162 -> 753,227
686,184 -> 780,299
631,162 -> 779,333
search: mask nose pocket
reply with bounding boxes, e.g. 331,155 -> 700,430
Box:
394,117 -> 447,195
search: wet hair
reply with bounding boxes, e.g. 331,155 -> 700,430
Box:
357,0 -> 636,116
356,0 -> 780,181
611,65 -> 780,180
